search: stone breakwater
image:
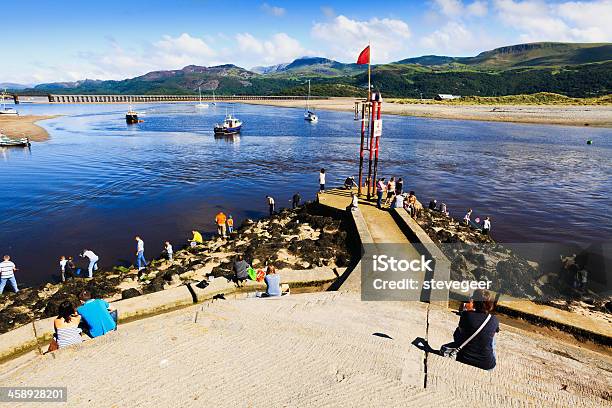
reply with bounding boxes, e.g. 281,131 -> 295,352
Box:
416,208 -> 611,323
0,203 -> 354,334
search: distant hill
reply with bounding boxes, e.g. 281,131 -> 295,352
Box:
0,82 -> 33,90
261,57 -> 367,77
22,42 -> 612,98
458,42 -> 612,68
395,55 -> 456,66
395,42 -> 612,68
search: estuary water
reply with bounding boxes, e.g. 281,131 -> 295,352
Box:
1,102 -> 610,285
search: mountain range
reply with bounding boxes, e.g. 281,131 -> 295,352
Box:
13,42 -> 612,98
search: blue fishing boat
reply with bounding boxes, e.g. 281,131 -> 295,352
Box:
214,113 -> 242,134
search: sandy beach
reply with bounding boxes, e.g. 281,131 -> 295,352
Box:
243,97 -> 612,127
0,115 -> 57,142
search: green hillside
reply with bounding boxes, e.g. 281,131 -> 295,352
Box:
20,42 -> 612,99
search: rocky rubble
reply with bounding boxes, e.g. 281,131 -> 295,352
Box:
0,203 -> 353,334
417,208 -> 611,320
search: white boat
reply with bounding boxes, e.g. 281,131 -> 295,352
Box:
214,113 -> 242,134
196,87 -> 209,109
0,89 -> 18,116
211,90 -> 217,106
304,80 -> 317,122
0,133 -> 30,147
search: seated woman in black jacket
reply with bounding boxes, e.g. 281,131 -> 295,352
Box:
451,289 -> 499,370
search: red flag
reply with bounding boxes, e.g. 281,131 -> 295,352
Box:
357,45 -> 370,65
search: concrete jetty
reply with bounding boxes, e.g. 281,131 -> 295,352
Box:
2,292 -> 610,407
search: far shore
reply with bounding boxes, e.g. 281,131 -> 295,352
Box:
0,115 -> 58,142
242,97 -> 612,128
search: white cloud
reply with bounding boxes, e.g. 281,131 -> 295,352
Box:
466,0 -> 489,16
311,15 -> 411,62
261,3 -> 286,17
494,0 -> 612,42
432,0 -> 489,17
235,32 -> 309,64
420,21 -> 497,54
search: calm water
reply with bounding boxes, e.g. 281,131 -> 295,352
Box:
1,103 -> 611,285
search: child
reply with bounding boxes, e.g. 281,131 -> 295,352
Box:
227,215 -> 234,234
164,241 -> 173,261
59,256 -> 68,282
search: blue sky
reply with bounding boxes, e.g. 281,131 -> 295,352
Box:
2,0 -> 611,83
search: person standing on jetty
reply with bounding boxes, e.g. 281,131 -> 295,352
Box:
376,178 -> 385,209
0,255 -> 19,294
384,177 -> 396,207
266,195 -> 275,216
395,177 -> 404,195
215,211 -> 227,238
135,236 -> 147,271
81,249 -> 99,278
292,192 -> 301,209
319,168 -> 326,191
59,256 -> 68,282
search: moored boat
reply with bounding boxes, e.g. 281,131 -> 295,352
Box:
214,113 -> 242,134
0,133 -> 30,147
195,87 -> 209,109
1,89 -> 18,116
125,97 -> 140,124
304,80 -> 317,122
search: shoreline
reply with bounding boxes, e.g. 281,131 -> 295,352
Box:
0,203 -> 353,335
0,115 -> 58,141
242,97 -> 612,128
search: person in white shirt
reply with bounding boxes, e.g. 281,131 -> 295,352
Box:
165,241 -> 173,261
266,195 -> 275,216
135,236 -> 147,271
0,255 -> 19,294
59,256 -> 68,282
464,209 -> 472,226
81,249 -> 99,278
319,168 -> 326,192
482,217 -> 491,235
393,193 -> 405,209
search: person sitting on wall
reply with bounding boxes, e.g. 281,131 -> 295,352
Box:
346,192 -> 359,211
48,300 -> 83,352
441,289 -> 499,371
260,265 -> 281,297
77,290 -> 117,338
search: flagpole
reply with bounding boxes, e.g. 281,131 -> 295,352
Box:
367,42 -> 371,101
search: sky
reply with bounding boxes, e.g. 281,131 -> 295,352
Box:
2,0 -> 611,84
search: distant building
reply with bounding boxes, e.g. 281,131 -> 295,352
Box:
435,94 -> 461,100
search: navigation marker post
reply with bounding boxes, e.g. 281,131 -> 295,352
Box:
356,44 -> 382,199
